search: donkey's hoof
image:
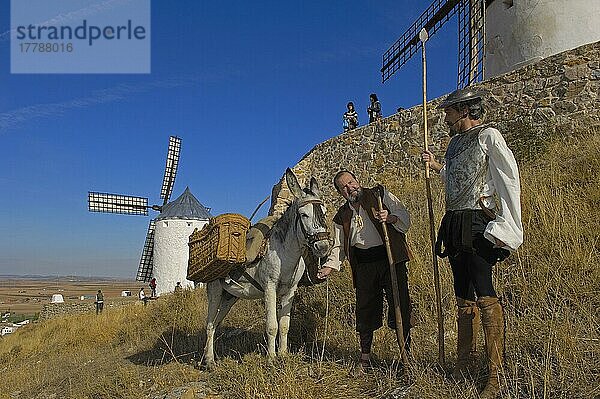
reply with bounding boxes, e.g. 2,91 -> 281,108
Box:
278,350 -> 289,358
266,355 -> 277,368
205,360 -> 216,371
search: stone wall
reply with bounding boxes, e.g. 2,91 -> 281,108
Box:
39,298 -> 137,320
269,41 -> 600,214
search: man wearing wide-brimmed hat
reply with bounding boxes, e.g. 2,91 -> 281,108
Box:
423,88 -> 523,399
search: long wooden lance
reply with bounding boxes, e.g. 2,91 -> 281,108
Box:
419,28 -> 445,368
376,187 -> 410,367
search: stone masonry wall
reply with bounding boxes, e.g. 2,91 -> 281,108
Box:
269,41 -> 600,214
39,298 -> 137,320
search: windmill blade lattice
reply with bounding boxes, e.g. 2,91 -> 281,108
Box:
88,192 -> 149,216
457,0 -> 485,88
160,136 -> 181,205
136,220 -> 156,282
381,0 -> 460,82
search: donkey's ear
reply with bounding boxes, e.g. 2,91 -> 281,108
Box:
309,177 -> 321,197
285,168 -> 303,198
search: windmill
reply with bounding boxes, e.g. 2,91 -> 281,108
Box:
88,135 -> 182,283
381,0 -> 488,88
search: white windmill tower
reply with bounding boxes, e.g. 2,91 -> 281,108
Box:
381,0 -> 600,87
88,136 -> 212,295
485,0 -> 600,77
151,187 -> 211,295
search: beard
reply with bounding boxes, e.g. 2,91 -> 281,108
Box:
448,123 -> 460,137
348,187 -> 363,203
447,114 -> 467,137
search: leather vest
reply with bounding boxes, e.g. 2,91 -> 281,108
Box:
333,186 -> 411,268
445,124 -> 490,211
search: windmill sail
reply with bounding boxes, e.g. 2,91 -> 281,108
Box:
136,220 -> 155,282
88,134 -> 185,282
88,192 -> 149,216
381,0 -> 460,82
160,136 -> 181,205
382,0 -> 487,88
457,0 -> 485,88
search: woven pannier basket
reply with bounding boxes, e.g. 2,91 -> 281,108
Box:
187,213 -> 251,283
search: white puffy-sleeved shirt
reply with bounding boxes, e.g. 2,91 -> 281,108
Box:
323,188 -> 410,271
440,127 -> 523,251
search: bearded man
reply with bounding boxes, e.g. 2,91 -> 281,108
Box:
317,170 -> 413,369
423,88 -> 523,399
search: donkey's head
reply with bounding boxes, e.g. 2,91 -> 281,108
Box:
285,168 -> 331,258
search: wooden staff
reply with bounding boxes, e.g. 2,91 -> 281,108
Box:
376,188 -> 410,367
419,27 -> 445,367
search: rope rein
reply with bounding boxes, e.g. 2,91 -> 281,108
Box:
295,196 -> 331,364
320,254 -> 330,364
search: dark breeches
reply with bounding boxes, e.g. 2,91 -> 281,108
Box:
352,247 -> 411,349
450,236 -> 499,301
437,210 -> 509,301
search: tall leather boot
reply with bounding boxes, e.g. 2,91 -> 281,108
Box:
478,296 -> 504,399
452,297 -> 480,380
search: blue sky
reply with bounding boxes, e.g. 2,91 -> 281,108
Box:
0,0 -> 459,278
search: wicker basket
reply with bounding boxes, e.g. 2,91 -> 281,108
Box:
187,213 -> 251,283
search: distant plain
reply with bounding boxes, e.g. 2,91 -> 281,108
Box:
0,277 -> 139,316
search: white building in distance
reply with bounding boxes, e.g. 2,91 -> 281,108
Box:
1,325 -> 17,336
51,294 -> 64,303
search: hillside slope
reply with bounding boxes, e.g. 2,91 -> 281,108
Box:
1,132 -> 599,399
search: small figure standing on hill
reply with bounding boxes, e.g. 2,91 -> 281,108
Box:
422,88 -> 523,399
149,277 -> 157,298
95,290 -> 104,315
367,93 -> 382,123
174,282 -> 183,293
316,170 -> 413,370
139,287 -> 148,306
343,101 -> 359,131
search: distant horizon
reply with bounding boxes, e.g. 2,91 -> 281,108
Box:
0,274 -> 137,281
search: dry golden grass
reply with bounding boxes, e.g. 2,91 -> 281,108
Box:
0,132 -> 599,399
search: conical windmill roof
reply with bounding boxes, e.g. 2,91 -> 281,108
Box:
155,187 -> 212,221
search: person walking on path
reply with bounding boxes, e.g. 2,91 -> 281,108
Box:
139,287 -> 148,306
149,277 -> 157,298
317,170 -> 413,370
422,88 -> 523,399
95,289 -> 104,315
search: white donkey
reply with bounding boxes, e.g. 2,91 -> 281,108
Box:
203,168 -> 331,368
